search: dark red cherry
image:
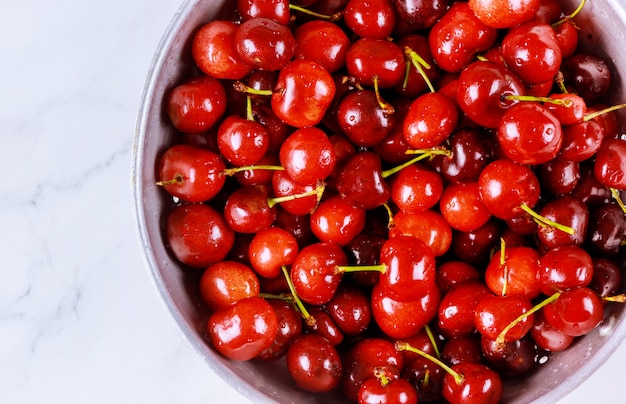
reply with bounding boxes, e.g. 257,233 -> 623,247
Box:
480,336 -> 538,377
536,195 -> 588,248
561,53 -> 612,104
587,203 -> 626,257
436,261 -> 481,294
452,218 -> 503,266
257,299 -> 302,361
305,307 -> 345,346
438,128 -> 492,184
234,17 -> 295,71
337,90 -> 397,147
336,151 -> 391,210
393,0 -> 448,30
589,258 -> 623,298
286,333 -> 343,393
539,158 -> 580,196
327,285 -> 372,336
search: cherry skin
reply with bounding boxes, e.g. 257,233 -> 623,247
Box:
480,336 -> 538,377
248,226 -> 299,278
561,53 -> 612,104
558,120 -> 605,163
594,138 -> 626,189
271,170 -> 320,216
234,17 -> 295,71
485,246 -> 541,299
223,185 -> 276,234
543,286 -> 604,337
327,285 -> 372,336
207,296 -> 278,361
217,115 -> 269,166
290,242 -> 347,305
474,294 -> 534,342
388,210 -> 453,257
402,356 -> 444,402
456,61 -> 525,129
310,194 -> 367,246
538,245 -> 594,295
167,75 -> 227,134
344,0 -> 397,39
157,144 -> 226,203
497,102 -> 563,165
428,2 -> 498,73
442,337 -> 483,366
442,362 -> 503,404
403,92 -> 459,149
166,203 -> 235,269
371,283 -> 441,339
293,20 -> 350,73
469,0 -> 540,28
358,376 -> 418,404
395,34 -> 441,98
392,0 -> 448,30
191,20 -> 253,80
199,261 -> 260,311
279,126 -> 337,185
452,218 -> 503,266
536,195 -> 589,248
589,258 -> 624,298
436,261 -> 481,294
345,38 -> 405,88
539,158 -> 580,196
531,309 -> 574,352
257,299 -> 303,361
335,151 -> 391,210
437,128 -> 492,184
305,307 -> 345,346
437,281 -> 492,339
587,203 -> 626,257
286,333 -> 343,393
440,182 -> 491,232
272,60 -> 336,128
500,22 -> 562,85
236,0 -> 290,25
391,164 -> 443,214
337,90 -> 397,148
546,93 -> 587,125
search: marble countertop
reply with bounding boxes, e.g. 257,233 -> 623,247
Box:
2,0 -> 626,403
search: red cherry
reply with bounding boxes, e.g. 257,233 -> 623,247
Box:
199,261 -> 260,311
335,151 -> 391,210
594,137 -> 626,189
389,210 -> 453,257
346,38 -> 405,88
469,0 -> 540,28
234,17 -> 295,71
293,20 -> 350,73
217,115 -> 270,166
310,194 -> 367,246
327,285 -> 372,336
440,182 -> 491,232
286,333 -> 343,393
531,310 -> 574,352
337,90 -> 397,148
392,0 -> 448,30
543,287 -> 604,337
237,0 -> 290,25
290,242 -> 347,305
358,376 -> 418,404
248,226 -> 299,278
257,299 -> 303,361
207,296 -> 278,361
437,281 -> 492,338
166,203 -> 235,269
474,294 -> 534,342
441,362 -> 503,404
537,245 -> 594,295
344,0 -> 397,39
166,76 -> 227,134
223,185 -> 276,233
436,261 -> 481,294
403,92 -> 459,149
391,164 -> 443,214
484,246 -> 541,299
279,126 -> 337,184
191,20 -> 253,80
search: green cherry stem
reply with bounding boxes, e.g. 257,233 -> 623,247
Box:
222,164 -> 284,176
403,46 -> 436,93
504,94 -> 573,107
500,238 -> 509,297
281,265 -> 316,326
520,203 -> 576,235
553,0 -> 587,27
233,81 -> 273,96
156,173 -> 183,186
495,292 -> 561,345
288,4 -> 342,21
335,263 -> 387,275
381,148 -> 451,178
610,188 -> 626,215
267,182 -> 326,208
583,103 -> 626,122
372,75 -> 395,114
424,324 -> 442,359
395,341 -> 464,385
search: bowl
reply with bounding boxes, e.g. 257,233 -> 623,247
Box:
132,0 -> 626,402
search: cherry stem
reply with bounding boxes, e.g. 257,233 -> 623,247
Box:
583,103 -> 626,122
603,294 -> 626,303
395,341 -> 464,385
222,164 -> 284,176
553,0 -> 587,27
233,81 -> 273,96
381,148 -> 451,178
610,188 -> 626,215
520,203 -> 576,235
495,292 -> 561,345
424,324 -> 441,359
382,202 -> 395,229
504,94 -> 573,107
372,75 -> 395,114
288,3 -> 342,21
555,71 -> 569,94
335,263 -> 386,275
246,95 -> 254,121
281,265 -> 316,326
155,173 -> 183,186
267,182 -> 326,209
500,238 -> 509,297
403,46 -> 436,93
373,367 -> 392,387
258,292 -> 295,301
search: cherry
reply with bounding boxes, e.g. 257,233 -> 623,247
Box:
561,53 -> 612,104
531,309 -> 574,352
166,75 -> 227,134
358,372 -> 418,404
536,195 -> 588,248
207,296 -> 278,361
558,120 -> 605,162
271,170 -> 322,216
191,20 -> 253,80
537,245 -> 594,296
337,89 -> 397,147
589,258 -> 624,298
441,362 -> 503,404
157,144 -> 226,203
403,92 -> 459,149
327,285 -> 372,336
345,38 -> 405,88
345,232 -> 385,286
437,128 -> 492,184
271,59 -> 336,128
344,0 -> 397,39
305,307 -> 345,346
257,299 -> 303,361
223,185 -> 276,233
371,283 -> 441,339
480,336 -> 538,377
234,17 -> 295,71
500,22 -> 562,85
539,158 -> 580,196
335,151 -> 391,210
237,0 -> 290,25
233,153 -> 279,187
279,126 -> 336,184
474,294 -> 534,342
436,261 -> 481,294
442,337 -> 483,366
391,163 -> 443,214
166,203 -> 235,268
594,138 -> 626,190
388,210 -> 453,257
469,0 -> 540,28
496,102 -> 563,165
554,18 -> 580,59
437,281 -> 492,339
428,2 -> 498,73
587,202 -> 626,257
293,20 -> 350,73
310,194 -> 367,246
543,287 -> 604,337
392,0 -> 448,30
456,61 -> 525,129
286,333 -> 343,393
341,338 -> 405,402
199,261 -> 260,311
290,242 -> 347,305
217,115 -> 270,166
451,218 -> 503,267
248,226 -> 299,278
571,161 -> 612,207
440,182 -> 492,232
251,102 -> 291,153
395,35 -> 441,98
485,245 -> 541,299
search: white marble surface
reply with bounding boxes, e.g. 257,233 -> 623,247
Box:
1,0 -> 626,403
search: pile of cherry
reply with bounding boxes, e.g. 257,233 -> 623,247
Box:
155,0 -> 626,402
